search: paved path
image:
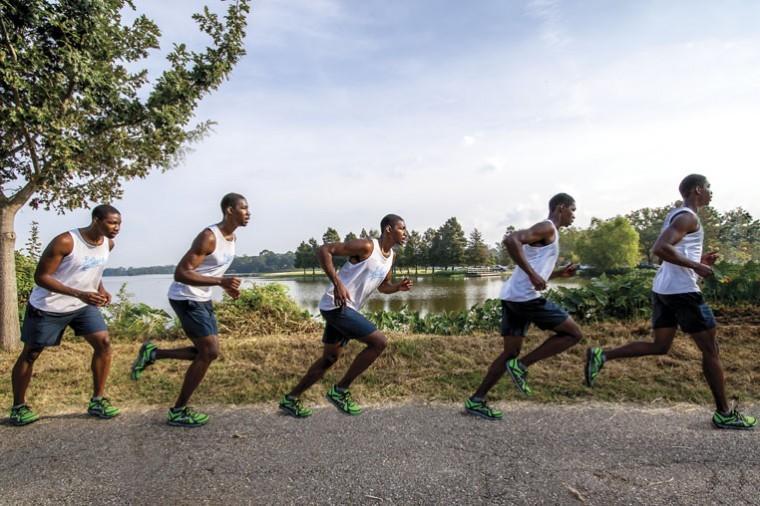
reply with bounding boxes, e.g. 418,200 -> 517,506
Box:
1,402 -> 758,505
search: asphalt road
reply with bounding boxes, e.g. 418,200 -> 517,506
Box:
1,402 -> 758,505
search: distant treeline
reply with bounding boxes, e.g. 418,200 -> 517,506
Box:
103,251 -> 296,276
99,204 -> 758,276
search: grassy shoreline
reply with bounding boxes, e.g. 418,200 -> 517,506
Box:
2,320 -> 757,412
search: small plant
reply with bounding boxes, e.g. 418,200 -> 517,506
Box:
103,284 -> 178,340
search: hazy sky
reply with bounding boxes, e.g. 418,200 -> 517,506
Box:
13,0 -> 760,267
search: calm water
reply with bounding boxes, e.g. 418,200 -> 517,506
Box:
102,274 -> 579,315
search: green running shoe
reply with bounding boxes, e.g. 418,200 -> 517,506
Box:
464,398 -> 503,420
326,385 -> 362,415
279,395 -> 313,418
585,347 -> 605,387
9,404 -> 40,426
712,409 -> 757,430
131,341 -> 157,381
87,397 -> 120,419
167,406 -> 209,427
506,358 -> 532,396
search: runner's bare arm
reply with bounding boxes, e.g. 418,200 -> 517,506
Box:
35,233 -> 107,305
318,239 -> 373,306
503,221 -> 555,290
378,265 -> 413,294
653,213 -> 712,278
174,229 -> 240,293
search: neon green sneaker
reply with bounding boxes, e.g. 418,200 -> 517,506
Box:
326,385 -> 362,415
279,395 -> 313,418
585,347 -> 605,387
506,358 -> 532,396
87,397 -> 120,419
167,406 -> 209,427
9,404 -> 40,426
712,409 -> 757,430
464,398 -> 503,420
131,341 -> 157,381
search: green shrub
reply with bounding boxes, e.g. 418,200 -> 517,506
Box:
104,284 -> 180,341
704,261 -> 760,305
215,283 -> 320,335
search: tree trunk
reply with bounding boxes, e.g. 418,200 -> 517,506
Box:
1,204 -> 21,351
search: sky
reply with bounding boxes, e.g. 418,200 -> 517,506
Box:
13,0 -> 760,268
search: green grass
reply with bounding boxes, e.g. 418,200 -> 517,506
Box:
1,320 -> 757,413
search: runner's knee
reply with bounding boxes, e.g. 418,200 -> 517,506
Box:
88,333 -> 111,353
370,334 -> 388,352
652,341 -> 672,355
23,346 -> 44,364
196,339 -> 220,362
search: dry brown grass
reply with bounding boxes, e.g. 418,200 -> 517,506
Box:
1,320 -> 758,412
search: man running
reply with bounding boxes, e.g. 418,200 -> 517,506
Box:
9,205 -> 122,426
279,214 -> 412,417
465,193 -> 581,420
130,193 -> 249,427
585,174 -> 756,430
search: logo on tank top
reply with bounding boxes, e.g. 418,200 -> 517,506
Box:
80,256 -> 107,271
368,267 -> 387,280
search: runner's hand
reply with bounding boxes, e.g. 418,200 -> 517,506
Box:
333,281 -> 352,307
529,272 -> 547,291
693,263 -> 713,278
220,276 -> 241,291
558,263 -> 578,278
224,287 -> 241,300
397,278 -> 413,292
701,251 -> 719,266
98,289 -> 112,306
77,291 -> 107,306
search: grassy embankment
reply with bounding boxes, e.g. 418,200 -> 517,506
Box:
1,319 -> 757,413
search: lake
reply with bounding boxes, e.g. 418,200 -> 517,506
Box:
101,274 -> 580,315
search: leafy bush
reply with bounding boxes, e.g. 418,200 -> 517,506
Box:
15,251 -> 37,322
104,285 -> 180,341
215,283 -> 321,335
704,261 -> 760,305
546,270 -> 655,321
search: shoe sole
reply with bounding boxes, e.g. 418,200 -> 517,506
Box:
279,404 -> 311,418
9,418 -> 40,427
130,344 -> 153,381
506,363 -> 531,396
584,348 -> 594,387
712,420 -> 756,430
325,394 -> 361,416
87,411 -> 120,420
167,420 -> 208,428
464,407 -> 502,421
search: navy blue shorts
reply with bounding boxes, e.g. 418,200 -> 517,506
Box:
501,298 -> 569,337
652,292 -> 716,333
320,307 -> 377,347
169,299 -> 218,339
21,303 -> 107,347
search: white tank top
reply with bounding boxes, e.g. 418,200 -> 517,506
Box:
500,220 -> 560,302
318,238 -> 394,311
168,225 -> 236,302
29,229 -> 110,313
652,207 -> 703,294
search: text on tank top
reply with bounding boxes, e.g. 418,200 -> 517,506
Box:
167,225 -> 236,302
318,238 -> 394,311
652,207 -> 703,294
28,229 -> 110,313
500,220 -> 560,302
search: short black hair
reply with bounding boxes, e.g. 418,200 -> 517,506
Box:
220,193 -> 246,214
678,174 -> 708,198
92,204 -> 120,220
548,193 -> 575,212
380,213 -> 404,232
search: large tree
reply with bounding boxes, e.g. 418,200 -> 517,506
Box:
576,216 -> 640,271
465,228 -> 491,266
0,1 -> 250,349
625,204 -> 674,264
